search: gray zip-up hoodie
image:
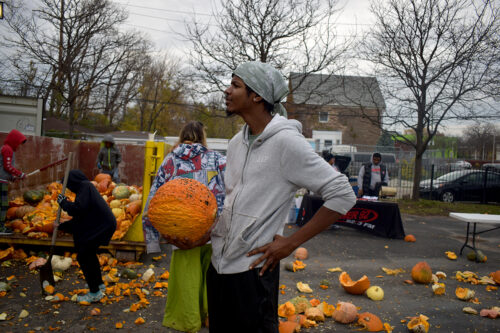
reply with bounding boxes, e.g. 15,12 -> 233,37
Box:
211,115 -> 356,274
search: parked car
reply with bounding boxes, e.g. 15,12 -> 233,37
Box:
419,169 -> 500,203
445,160 -> 472,171
482,163 -> 500,172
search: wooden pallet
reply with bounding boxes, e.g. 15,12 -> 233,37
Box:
0,234 -> 146,261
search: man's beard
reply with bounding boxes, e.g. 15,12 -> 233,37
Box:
225,109 -> 236,117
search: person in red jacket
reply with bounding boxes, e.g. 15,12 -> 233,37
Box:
0,129 -> 27,234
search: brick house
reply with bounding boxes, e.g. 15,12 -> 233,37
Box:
285,73 -> 385,147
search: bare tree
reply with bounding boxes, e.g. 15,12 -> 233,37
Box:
3,0 -> 151,137
129,57 -> 185,133
460,122 -> 499,160
184,0 -> 350,98
362,0 -> 500,199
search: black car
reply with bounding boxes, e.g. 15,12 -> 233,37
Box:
419,170 -> 500,203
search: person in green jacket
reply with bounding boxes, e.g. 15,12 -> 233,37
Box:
96,135 -> 121,182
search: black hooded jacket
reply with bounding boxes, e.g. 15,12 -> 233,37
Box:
58,170 -> 116,249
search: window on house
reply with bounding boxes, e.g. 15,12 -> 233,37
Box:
319,112 -> 329,123
325,140 -> 333,148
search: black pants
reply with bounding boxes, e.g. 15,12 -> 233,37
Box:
207,263 -> 279,333
77,239 -> 103,293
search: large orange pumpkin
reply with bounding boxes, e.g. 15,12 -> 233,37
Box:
6,207 -> 18,219
94,173 -> 112,183
147,178 -> 217,243
339,271 -> 370,295
411,262 -> 432,284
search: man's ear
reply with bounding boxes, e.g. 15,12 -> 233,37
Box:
252,94 -> 263,103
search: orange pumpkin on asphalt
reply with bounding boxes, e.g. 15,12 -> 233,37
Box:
294,247 -> 308,260
339,271 -> 370,295
357,312 -> 384,332
332,301 -> 358,324
404,234 -> 416,242
148,178 -> 217,243
490,270 -> 500,284
411,262 -> 432,284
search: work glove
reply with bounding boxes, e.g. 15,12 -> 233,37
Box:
57,194 -> 67,205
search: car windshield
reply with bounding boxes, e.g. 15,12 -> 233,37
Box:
436,170 -> 472,182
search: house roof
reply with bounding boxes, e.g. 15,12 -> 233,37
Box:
44,117 -> 99,134
289,73 -> 386,109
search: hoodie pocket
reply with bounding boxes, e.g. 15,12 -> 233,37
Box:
224,213 -> 266,260
211,208 -> 231,238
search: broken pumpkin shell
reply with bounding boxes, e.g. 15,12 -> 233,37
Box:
304,307 -> 324,322
296,282 -> 313,293
339,271 -> 370,294
278,302 -> 296,318
455,287 -> 475,301
432,283 -> 446,295
357,312 -> 384,332
407,314 -> 429,333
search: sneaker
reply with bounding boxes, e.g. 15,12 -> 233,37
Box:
77,290 -> 104,303
84,283 -> 106,293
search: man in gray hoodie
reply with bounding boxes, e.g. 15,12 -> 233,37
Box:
206,61 -> 356,332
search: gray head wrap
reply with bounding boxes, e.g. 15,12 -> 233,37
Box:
233,61 -> 289,117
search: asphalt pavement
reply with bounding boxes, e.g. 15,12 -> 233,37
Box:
0,213 -> 498,332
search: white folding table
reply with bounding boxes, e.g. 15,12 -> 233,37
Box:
449,212 -> 500,255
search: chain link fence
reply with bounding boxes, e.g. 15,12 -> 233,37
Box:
331,144 -> 500,203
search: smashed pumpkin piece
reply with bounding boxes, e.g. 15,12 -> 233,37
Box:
278,302 -> 296,318
278,320 -> 300,333
134,317 -> 145,325
407,314 -> 429,333
339,271 -> 370,295
383,322 -> 394,333
357,312 -> 384,332
321,302 -> 335,317
160,270 -> 170,280
381,267 -> 404,276
296,282 -> 313,293
445,251 -> 457,260
455,287 -> 475,301
309,299 -> 320,307
44,285 -> 55,295
304,307 -> 324,322
432,283 -> 446,295
115,322 -> 123,329
289,296 -> 311,314
0,247 -> 14,261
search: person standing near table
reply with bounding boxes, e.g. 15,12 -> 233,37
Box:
96,135 -> 121,183
357,152 -> 389,197
205,61 -> 356,332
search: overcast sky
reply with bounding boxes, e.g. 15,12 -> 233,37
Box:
2,0 -> 497,136
108,0 -> 499,136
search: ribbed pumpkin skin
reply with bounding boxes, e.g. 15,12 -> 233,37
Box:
148,178 -> 217,243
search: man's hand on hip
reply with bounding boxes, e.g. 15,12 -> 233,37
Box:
247,234 -> 295,276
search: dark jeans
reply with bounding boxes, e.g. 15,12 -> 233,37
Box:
207,263 -> 279,333
77,239 -> 104,293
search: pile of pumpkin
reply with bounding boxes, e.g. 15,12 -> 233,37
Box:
4,173 -> 142,241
